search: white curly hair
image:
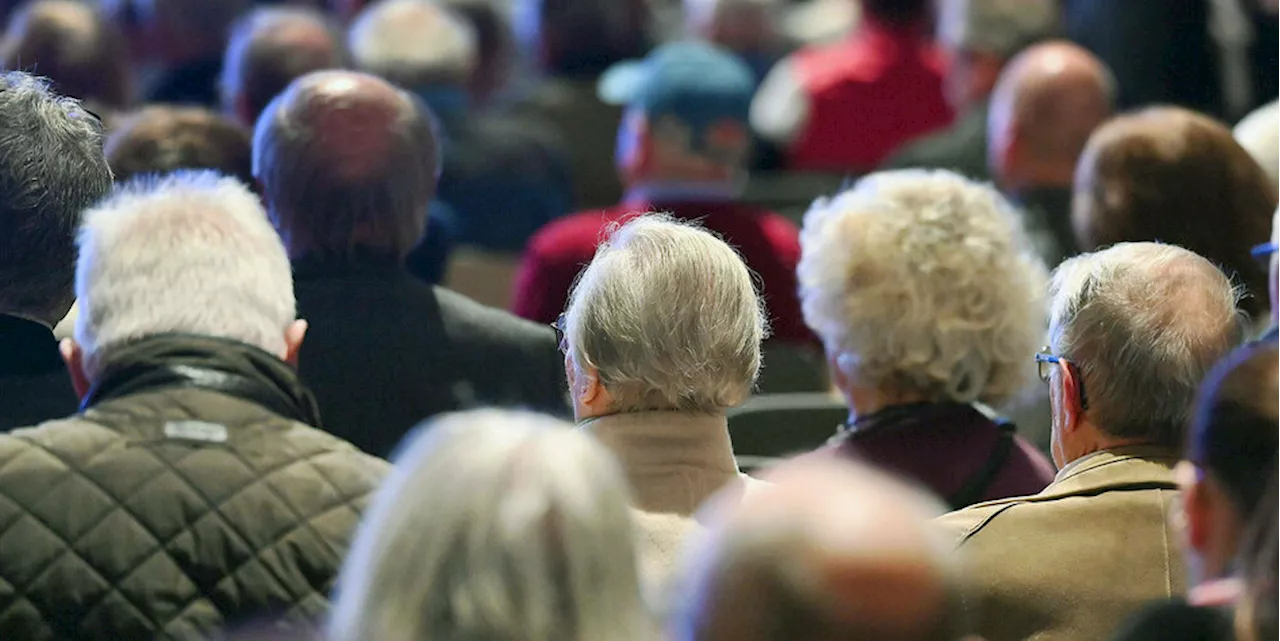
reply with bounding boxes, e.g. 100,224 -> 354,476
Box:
797,170 -> 1048,406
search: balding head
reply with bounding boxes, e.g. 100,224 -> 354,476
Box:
673,460 -> 962,641
253,70 -> 439,261
0,0 -> 132,109
1073,107 -> 1277,319
221,7 -> 347,128
988,41 -> 1113,190
349,0 -> 477,92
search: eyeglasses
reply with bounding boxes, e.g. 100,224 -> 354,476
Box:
1034,346 -> 1089,410
551,313 -> 568,355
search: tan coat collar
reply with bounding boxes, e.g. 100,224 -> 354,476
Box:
580,410 -> 740,515
1041,446 -> 1180,500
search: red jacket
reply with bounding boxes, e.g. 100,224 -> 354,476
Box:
513,199 -> 814,345
788,20 -> 953,172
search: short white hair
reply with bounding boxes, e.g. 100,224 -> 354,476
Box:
798,170 -> 1048,406
1234,100 -> 1279,193
565,215 -> 768,413
937,0 -> 1059,58
349,0 -> 477,88
328,409 -> 653,641
74,171 -> 294,377
1048,242 -> 1246,448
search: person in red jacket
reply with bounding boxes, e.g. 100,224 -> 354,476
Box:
750,0 -> 953,173
512,41 -> 812,345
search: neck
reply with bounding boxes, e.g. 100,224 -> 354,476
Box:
1009,164 -> 1076,192
845,385 -> 932,422
1060,422 -> 1160,467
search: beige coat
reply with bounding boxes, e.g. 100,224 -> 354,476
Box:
583,411 -> 765,605
934,446 -> 1185,641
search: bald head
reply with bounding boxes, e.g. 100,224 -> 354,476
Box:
222,7 -> 347,128
988,41 -> 1113,189
253,70 -> 439,260
0,0 -> 131,109
673,460 -> 960,641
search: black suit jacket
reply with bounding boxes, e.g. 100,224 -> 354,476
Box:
881,101 -> 991,181
0,315 -> 78,431
293,258 -> 569,457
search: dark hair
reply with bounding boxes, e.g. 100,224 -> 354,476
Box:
534,0 -> 652,77
861,0 -> 931,26
1187,340 -> 1279,516
0,72 -> 112,324
1075,107 -> 1277,319
0,0 -> 132,109
1237,467 -> 1277,641
443,0 -> 515,102
105,106 -> 253,187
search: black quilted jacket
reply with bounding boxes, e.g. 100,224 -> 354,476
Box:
0,336 -> 390,640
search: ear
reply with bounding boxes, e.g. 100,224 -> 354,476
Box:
282,319 -> 308,367
59,338 -> 91,401
1057,360 -> 1086,434
1176,461 -> 1211,552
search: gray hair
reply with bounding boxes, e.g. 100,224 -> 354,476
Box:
253,70 -> 439,260
74,171 -> 295,378
349,0 -> 478,89
0,71 -> 112,325
1048,242 -> 1247,448
799,170 -> 1048,406
220,6 -> 348,126
565,215 -> 768,413
328,409 -> 653,641
937,0 -> 1060,58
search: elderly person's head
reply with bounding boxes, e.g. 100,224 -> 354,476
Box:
683,0 -> 781,68
672,459 -> 962,641
349,0 -> 477,95
327,409 -> 653,641
221,6 -> 347,128
1043,243 -> 1245,469
106,106 -> 253,186
1073,107 -> 1278,321
0,0 -> 132,111
935,0 -> 1060,111
799,170 -> 1047,416
1177,341 -> 1278,586
253,70 -> 439,261
562,215 -> 766,419
0,72 -> 112,327
515,0 -> 652,77
63,171 -> 303,392
1233,101 -> 1279,194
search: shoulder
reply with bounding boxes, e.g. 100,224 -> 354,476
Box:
0,417 -> 123,471
525,209 -> 615,262
932,499 -> 1024,547
433,287 -> 559,346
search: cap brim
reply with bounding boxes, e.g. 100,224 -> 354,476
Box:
597,60 -> 648,105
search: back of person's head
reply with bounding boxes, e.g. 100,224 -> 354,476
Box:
564,214 -> 767,414
106,106 -> 253,186
1073,107 -> 1278,320
0,71 -> 111,326
987,40 -> 1115,190
440,0 -> 516,105
1048,242 -> 1245,449
139,0 -> 253,59
860,0 -> 931,26
0,0 -> 132,110
327,409 -> 653,641
935,0 -> 1059,109
71,171 -> 295,379
349,0 -> 477,92
221,6 -> 348,128
683,0 -> 781,54
253,69 -> 439,261
1234,101 -> 1279,193
517,0 -> 652,77
671,459 -> 963,641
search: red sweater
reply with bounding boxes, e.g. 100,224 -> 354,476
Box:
512,200 -> 814,345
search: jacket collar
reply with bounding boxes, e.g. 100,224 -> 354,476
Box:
82,333 -> 322,427
291,252 -> 406,281
0,314 -> 64,376
1039,446 -> 1179,500
579,410 -> 739,515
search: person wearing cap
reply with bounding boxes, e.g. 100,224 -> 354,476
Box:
749,0 -> 952,173
512,40 -> 811,346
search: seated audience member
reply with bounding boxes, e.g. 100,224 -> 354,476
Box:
883,0 -> 1059,181
1072,107 -> 1278,322
559,215 -> 769,598
751,0 -> 952,172
220,6 -> 348,129
514,41 -> 811,344
1113,341 -> 1279,641
684,0 -> 783,84
0,0 -> 132,120
798,170 -> 1054,508
936,242 -> 1247,641
328,409 -> 653,641
440,0 -> 517,108
1234,99 -> 1279,192
0,172 -> 388,640
987,41 -> 1114,268
507,0 -> 652,209
0,73 -> 111,430
672,460 -> 966,641
106,106 -> 253,186
254,70 -> 566,457
349,0 -> 573,255
127,0 -> 252,106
